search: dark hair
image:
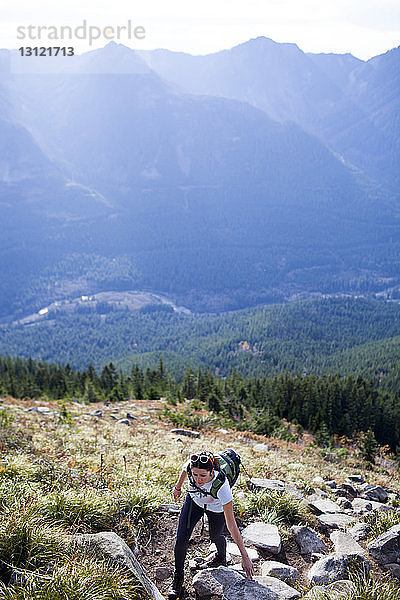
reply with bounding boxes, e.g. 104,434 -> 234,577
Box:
190,451 -> 220,472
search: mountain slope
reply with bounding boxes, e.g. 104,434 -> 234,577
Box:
139,38 -> 400,190
0,42 -> 399,315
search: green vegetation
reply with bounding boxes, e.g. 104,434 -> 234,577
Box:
1,297 -> 399,393
1,354 -> 400,450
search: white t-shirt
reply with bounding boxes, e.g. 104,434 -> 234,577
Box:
184,463 -> 233,513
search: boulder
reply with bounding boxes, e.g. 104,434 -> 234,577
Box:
312,476 -> 325,486
126,412 -> 137,420
192,567 -> 243,597
253,444 -> 270,453
170,428 -> 200,438
290,526 -> 328,555
252,577 -> 300,599
385,564 -> 400,579
261,560 -> 298,583
304,579 -> 356,599
340,483 -> 357,497
192,570 -> 224,597
242,523 -> 282,554
89,409 -> 102,417
306,496 -> 343,515
308,553 -> 370,586
72,532 -> 163,600
367,524 -> 400,565
345,475 -> 364,485
351,498 -> 372,513
325,481 -> 337,489
348,522 -> 371,541
116,418 -> 131,426
336,497 -> 352,510
329,531 -> 366,556
361,486 -> 388,503
247,478 -> 285,492
316,514 -> 357,530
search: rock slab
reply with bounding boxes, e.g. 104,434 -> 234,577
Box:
291,526 -> 328,555
261,561 -> 298,583
308,553 -> 370,586
368,524 -> 400,565
242,523 -> 282,554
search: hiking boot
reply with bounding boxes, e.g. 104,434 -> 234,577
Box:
199,554 -> 227,569
168,572 -> 184,600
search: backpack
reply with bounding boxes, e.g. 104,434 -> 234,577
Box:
187,448 -> 241,499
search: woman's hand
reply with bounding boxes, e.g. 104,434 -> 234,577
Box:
241,553 -> 254,579
173,487 -> 182,500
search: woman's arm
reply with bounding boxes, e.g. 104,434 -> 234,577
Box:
172,469 -> 187,500
223,501 -> 254,579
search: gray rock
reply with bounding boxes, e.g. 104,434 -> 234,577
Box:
89,409 -> 102,417
253,443 -> 270,453
170,428 -> 200,438
72,532 -> 164,600
312,476 -> 325,486
352,498 -> 373,513
345,475 -> 365,484
247,478 -> 285,492
336,497 -> 352,510
154,566 -> 172,581
158,503 -> 181,514
341,483 -> 357,497
290,526 -> 328,555
361,486 -> 388,503
307,496 -> 343,515
332,488 -> 354,501
316,513 -> 357,530
368,524 -> 400,565
385,564 -> 400,579
116,418 -> 131,426
308,553 -> 370,586
261,561 -> 298,583
252,577 -> 300,599
242,523 -> 281,554
26,406 -> 52,414
126,412 -> 137,420
329,531 -> 366,556
348,523 -> 371,541
325,481 -> 337,489
304,579 -> 356,599
192,570 -> 224,597
192,566 -> 243,597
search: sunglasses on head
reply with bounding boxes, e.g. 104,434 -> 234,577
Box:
190,453 -> 214,467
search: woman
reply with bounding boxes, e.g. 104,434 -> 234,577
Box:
168,450 -> 254,600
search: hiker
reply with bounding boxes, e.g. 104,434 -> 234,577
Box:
168,450 -> 254,600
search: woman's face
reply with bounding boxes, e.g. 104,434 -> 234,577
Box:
191,467 -> 214,486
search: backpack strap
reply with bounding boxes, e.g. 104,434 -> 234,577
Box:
209,470 -> 226,499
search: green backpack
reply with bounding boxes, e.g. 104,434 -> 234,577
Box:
187,448 -> 241,499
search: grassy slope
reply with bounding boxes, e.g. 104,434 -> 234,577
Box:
1,395 -> 400,597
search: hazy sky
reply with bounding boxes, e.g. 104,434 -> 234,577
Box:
2,0 -> 399,59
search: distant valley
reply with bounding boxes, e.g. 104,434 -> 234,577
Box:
0,38 -> 399,318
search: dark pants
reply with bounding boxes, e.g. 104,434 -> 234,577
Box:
174,494 -> 227,574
